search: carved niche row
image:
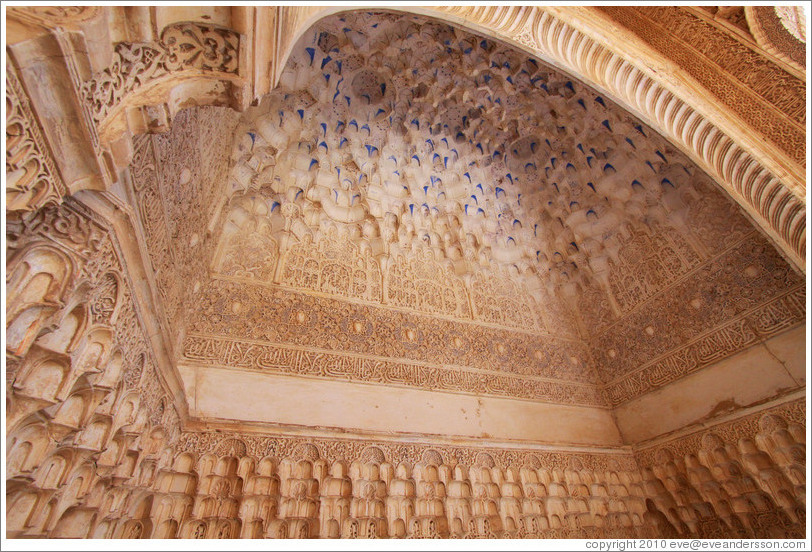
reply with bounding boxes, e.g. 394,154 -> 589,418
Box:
635,399 -> 806,539
215,217 -> 548,333
6,200 -> 181,538
8,398 -> 804,539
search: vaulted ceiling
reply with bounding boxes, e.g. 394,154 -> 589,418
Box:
124,12 -> 805,422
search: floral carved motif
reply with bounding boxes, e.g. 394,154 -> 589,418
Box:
81,23 -> 240,124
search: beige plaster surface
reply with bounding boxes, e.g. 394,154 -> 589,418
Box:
178,363 -> 623,447
614,325 -> 806,444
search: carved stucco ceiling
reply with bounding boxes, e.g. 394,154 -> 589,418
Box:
130,12 -> 804,406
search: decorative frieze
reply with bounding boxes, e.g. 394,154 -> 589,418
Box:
181,334 -> 607,407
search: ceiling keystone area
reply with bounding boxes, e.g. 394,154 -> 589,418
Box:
124,12 -> 804,441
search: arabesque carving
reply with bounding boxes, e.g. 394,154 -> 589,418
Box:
82,22 -> 240,125
6,62 -> 66,215
5,7 -> 806,541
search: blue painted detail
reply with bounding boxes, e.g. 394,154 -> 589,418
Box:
569,201 -> 579,209
365,145 -> 378,156
525,162 -> 536,170
361,124 -> 370,134
349,120 -> 358,130
507,237 -> 515,245
271,201 -> 280,212
631,180 -> 644,189
601,119 -> 612,132
513,219 -> 521,228
603,163 -> 615,173
470,195 -> 478,205
566,163 -> 576,171
305,47 -> 315,65
464,172 -> 471,183
595,96 -> 605,107
411,155 -> 421,166
294,189 -> 302,200
318,141 -> 328,151
297,109 -> 304,120
309,159 -> 318,170
570,241 -> 579,251
477,207 -> 485,215
336,120 -> 345,132
553,183 -> 560,193
656,150 -> 668,163
626,137 -> 635,149
321,56 -> 332,69
344,96 -> 351,107
586,209 -> 597,219
587,182 -> 596,192
577,98 -> 586,109
565,81 -> 574,91
339,137 -> 348,148
411,118 -> 420,129
423,186 -> 429,195
646,161 -> 656,172
587,156 -> 593,168
324,73 -> 330,85
661,178 -> 674,188
320,122 -> 327,136
409,204 -> 415,215
375,108 -> 385,117
634,124 -> 647,137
